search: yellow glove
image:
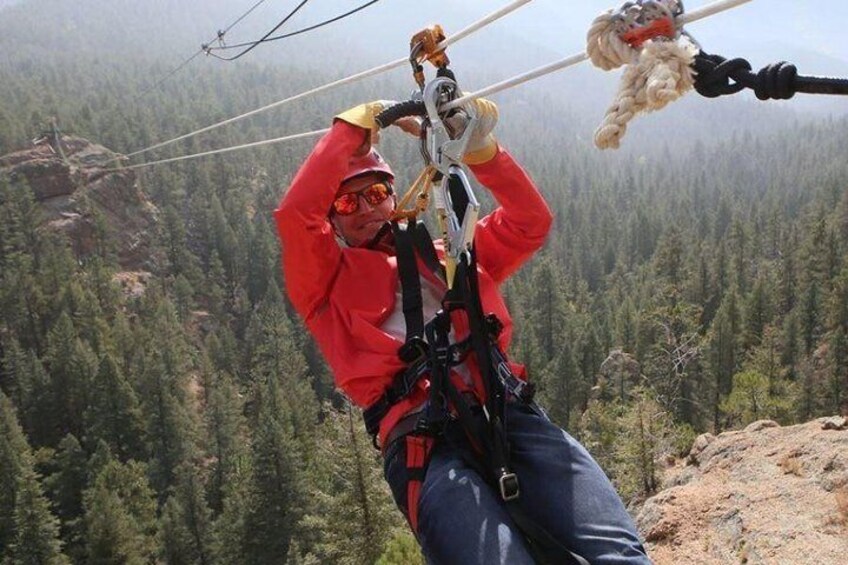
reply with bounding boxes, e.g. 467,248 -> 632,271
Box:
334,100 -> 394,132
446,98 -> 499,165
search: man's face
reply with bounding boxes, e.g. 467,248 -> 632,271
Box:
330,173 -> 396,247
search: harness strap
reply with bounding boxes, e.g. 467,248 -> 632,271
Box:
411,221 -> 445,283
405,434 -> 435,534
392,220 -> 425,342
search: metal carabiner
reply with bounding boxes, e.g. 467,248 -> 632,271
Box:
421,76 -> 478,175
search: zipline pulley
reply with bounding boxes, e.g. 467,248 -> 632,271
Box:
377,29 -> 482,288
409,25 -> 450,89
612,0 -> 685,48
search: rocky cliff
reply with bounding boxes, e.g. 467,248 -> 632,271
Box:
639,416 -> 848,564
0,135 -> 157,270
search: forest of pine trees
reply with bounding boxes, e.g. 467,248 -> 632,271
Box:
2,1 -> 848,561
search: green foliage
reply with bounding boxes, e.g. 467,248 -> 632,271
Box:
721,370 -> 791,427
298,406 -> 397,564
0,392 -> 69,564
83,457 -> 158,564
375,531 -> 425,565
158,463 -> 215,565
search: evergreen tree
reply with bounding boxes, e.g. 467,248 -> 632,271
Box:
83,458 -> 158,564
5,466 -> 70,565
159,463 -> 215,565
45,313 -> 97,443
0,392 -> 69,564
44,435 -> 87,564
300,407 -> 396,564
84,354 -> 146,461
242,373 -> 307,564
203,369 -> 247,515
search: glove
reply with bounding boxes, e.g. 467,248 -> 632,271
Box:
445,97 -> 499,165
334,100 -> 396,133
335,100 -> 397,154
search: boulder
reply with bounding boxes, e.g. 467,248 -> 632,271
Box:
639,417 -> 848,564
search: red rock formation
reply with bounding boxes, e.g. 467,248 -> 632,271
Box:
0,135 -> 157,270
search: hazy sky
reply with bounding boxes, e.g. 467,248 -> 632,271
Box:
205,0 -> 848,65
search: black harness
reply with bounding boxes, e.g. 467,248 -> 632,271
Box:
363,215 -> 588,565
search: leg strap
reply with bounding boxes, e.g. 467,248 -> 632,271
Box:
405,434 -> 435,534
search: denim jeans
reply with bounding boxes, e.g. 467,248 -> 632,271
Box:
383,401 -> 652,564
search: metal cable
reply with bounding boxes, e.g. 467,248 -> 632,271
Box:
113,129 -> 330,171
210,0 -> 311,62
446,0 -> 754,110
139,0 -> 270,96
120,0 -> 751,171
122,0 -> 534,160
209,0 -> 381,52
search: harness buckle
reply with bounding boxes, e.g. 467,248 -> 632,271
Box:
484,313 -> 504,340
498,470 -> 521,501
399,336 -> 429,364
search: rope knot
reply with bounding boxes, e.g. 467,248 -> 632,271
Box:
693,53 -> 752,98
755,61 -> 797,100
694,52 -> 799,101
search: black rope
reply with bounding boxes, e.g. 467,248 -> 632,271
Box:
208,0 -> 381,52
694,51 -> 848,100
208,0 -> 311,62
139,0 -> 270,95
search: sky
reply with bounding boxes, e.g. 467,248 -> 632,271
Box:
192,0 -> 848,68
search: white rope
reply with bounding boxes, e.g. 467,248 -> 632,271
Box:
117,0 -> 751,170
123,0 -> 534,161
586,0 -> 744,149
447,0 -> 751,112
116,129 -> 329,171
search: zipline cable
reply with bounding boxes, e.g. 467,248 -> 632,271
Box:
208,0 -> 311,62
445,0 -> 753,111
116,129 -> 330,171
208,0 -> 382,53
117,0 -> 751,171
219,0 -> 269,38
139,0 -> 270,96
122,0 -> 534,161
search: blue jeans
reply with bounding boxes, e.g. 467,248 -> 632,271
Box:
383,401 -> 652,564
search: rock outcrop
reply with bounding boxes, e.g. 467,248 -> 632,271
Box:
0,135 -> 157,270
639,417 -> 848,564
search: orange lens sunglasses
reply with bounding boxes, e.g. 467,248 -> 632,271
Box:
332,182 -> 392,216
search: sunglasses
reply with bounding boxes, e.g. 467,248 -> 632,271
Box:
331,182 -> 393,216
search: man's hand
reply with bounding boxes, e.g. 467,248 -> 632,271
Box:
445,97 -> 499,165
335,100 -> 397,154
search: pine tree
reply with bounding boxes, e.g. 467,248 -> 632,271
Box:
1,390 -> 31,552
44,434 -> 87,564
709,293 -> 741,430
84,354 -> 146,461
5,466 -> 70,565
159,463 -> 215,565
613,390 -> 676,501
203,369 -> 247,515
242,372 -> 307,564
300,407 -> 396,564
83,458 -> 158,564
375,531 -> 424,565
0,392 -> 69,564
136,298 -> 198,494
45,313 -> 97,443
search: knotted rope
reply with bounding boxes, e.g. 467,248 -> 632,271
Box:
587,3 -> 696,149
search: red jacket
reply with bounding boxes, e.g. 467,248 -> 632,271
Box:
274,121 -> 552,444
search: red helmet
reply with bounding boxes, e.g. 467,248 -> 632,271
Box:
341,149 -> 394,187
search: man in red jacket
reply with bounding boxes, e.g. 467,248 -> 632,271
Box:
275,100 -> 651,564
